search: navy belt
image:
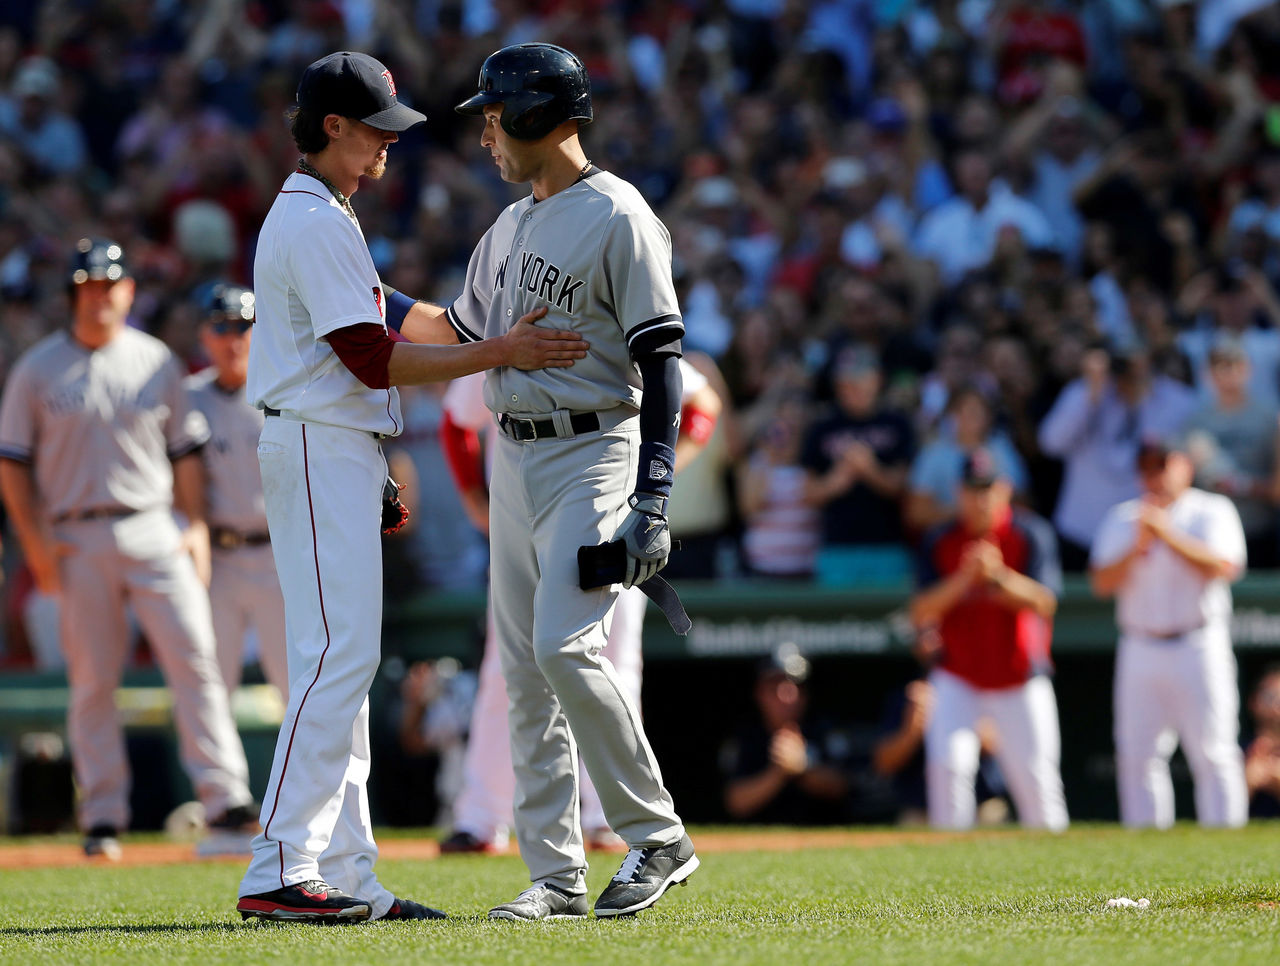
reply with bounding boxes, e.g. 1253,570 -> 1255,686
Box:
52,506 -> 135,524
1135,623 -> 1206,641
497,411 -> 600,441
211,526 -> 272,550
263,406 -> 387,440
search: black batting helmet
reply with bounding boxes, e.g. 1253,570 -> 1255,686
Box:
69,237 -> 128,284
195,281 -> 255,323
455,43 -> 592,141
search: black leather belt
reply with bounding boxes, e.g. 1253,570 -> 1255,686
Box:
263,406 -> 387,440
211,526 -> 272,550
1137,624 -> 1206,641
497,412 -> 599,441
52,506 -> 135,524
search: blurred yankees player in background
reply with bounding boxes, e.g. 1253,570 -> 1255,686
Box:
185,282 -> 287,699
0,238 -> 256,861
1090,439 -> 1249,828
443,42 -> 699,921
235,51 -> 586,924
436,358 -> 721,854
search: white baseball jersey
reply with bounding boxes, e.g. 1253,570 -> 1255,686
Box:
247,170 -> 401,436
0,328 -> 208,519
445,169 -> 683,416
1090,488 -> 1246,635
185,368 -> 269,533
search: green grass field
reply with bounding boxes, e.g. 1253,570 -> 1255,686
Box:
1,825 -> 1277,965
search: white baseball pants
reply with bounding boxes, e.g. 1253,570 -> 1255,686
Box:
451,586 -> 647,842
238,419 -> 394,917
211,544 -> 289,699
489,418 -> 682,895
54,509 -> 252,832
925,667 -> 1069,830
1114,628 -> 1248,828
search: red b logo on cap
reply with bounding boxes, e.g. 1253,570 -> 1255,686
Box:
381,69 -> 396,96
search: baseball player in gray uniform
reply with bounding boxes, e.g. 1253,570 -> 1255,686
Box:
445,43 -> 699,920
0,238 -> 256,861
235,51 -> 586,924
185,282 -> 287,699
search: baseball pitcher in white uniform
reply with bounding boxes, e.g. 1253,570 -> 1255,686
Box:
185,282 -> 288,700
0,238 -> 256,862
437,360 -> 720,854
234,51 -> 587,924
1090,439 -> 1249,828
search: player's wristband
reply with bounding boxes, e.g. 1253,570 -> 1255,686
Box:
384,289 -> 415,334
635,441 -> 675,499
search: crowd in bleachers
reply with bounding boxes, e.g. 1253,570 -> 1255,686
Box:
10,1 -> 1280,600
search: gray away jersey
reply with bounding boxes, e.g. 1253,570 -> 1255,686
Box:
446,169 -> 683,416
0,328 -> 209,519
185,368 -> 269,533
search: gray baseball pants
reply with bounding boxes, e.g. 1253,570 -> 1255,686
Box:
54,508 -> 253,831
210,544 -> 288,699
488,412 -> 684,895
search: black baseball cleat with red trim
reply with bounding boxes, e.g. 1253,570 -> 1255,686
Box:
237,880 -> 371,923
378,897 -> 448,920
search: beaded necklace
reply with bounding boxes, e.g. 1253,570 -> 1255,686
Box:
296,157 -> 357,221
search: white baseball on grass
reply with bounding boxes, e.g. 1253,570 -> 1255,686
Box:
1104,897 -> 1150,909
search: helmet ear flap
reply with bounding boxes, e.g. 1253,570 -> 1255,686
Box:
501,90 -> 557,140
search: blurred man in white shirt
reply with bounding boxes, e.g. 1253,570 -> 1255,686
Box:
1089,439 -> 1249,829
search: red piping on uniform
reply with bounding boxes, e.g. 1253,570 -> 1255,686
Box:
385,392 -> 400,435
279,189 -> 332,202
262,423 -> 335,887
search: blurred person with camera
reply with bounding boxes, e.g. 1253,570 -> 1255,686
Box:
1039,342 -> 1196,570
871,628 -> 1010,826
1178,260 -> 1280,411
1182,334 -> 1280,569
721,646 -> 852,825
1244,665 -> 1280,818
1089,439 -> 1249,828
906,383 -> 1029,533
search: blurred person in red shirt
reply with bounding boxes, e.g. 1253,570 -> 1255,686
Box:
909,448 -> 1068,830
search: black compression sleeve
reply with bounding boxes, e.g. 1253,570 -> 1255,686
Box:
634,351 -> 682,497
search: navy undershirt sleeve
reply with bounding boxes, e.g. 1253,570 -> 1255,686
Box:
633,349 -> 682,497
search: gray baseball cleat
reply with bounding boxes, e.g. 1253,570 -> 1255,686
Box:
593,833 -> 699,918
488,883 -> 589,921
83,825 -> 122,861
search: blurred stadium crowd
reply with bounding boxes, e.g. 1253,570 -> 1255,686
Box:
9,0 -> 1280,601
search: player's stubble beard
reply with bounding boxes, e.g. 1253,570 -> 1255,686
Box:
365,142 -> 390,181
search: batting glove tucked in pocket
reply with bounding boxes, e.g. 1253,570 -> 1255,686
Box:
614,492 -> 670,588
